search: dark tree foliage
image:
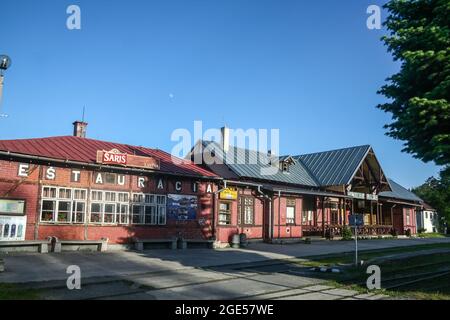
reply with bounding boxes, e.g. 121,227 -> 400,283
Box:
412,166 -> 450,228
378,0 -> 450,166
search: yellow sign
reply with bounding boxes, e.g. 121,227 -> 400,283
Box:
220,188 -> 238,200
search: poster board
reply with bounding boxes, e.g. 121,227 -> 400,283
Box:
167,194 -> 198,220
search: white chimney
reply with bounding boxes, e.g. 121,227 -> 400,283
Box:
221,126 -> 230,153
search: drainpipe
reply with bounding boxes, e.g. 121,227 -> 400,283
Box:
257,186 -> 272,242
278,190 -> 281,240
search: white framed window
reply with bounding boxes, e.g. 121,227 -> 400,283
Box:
132,193 -> 167,225
89,190 -> 130,224
286,198 -> 296,225
40,186 -> 87,223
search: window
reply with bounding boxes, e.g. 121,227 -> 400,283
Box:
131,193 -> 166,225
302,197 -> 315,224
58,188 -> 71,200
91,190 -> 103,201
40,186 -> 87,223
41,200 -> 56,222
57,201 -> 71,222
238,196 -> 254,225
90,203 -> 102,223
119,203 -> 129,224
132,205 -> 143,224
73,202 -> 85,223
219,202 -> 231,225
43,186 -> 57,198
329,202 -> 339,225
89,190 -> 130,224
286,198 -> 296,224
406,209 -> 411,225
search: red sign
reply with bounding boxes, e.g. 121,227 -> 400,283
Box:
102,149 -> 127,165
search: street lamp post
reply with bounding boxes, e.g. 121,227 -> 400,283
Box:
0,54 -> 12,117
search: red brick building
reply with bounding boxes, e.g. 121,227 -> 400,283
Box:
0,122 -> 423,248
0,122 -> 220,245
188,134 -> 423,245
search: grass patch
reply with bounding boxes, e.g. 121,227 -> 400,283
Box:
418,233 -> 447,239
301,252 -> 450,300
299,242 -> 450,267
0,283 -> 40,300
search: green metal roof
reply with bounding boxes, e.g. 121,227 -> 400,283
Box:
201,141 -> 319,187
379,179 -> 423,203
294,145 -> 371,187
198,141 -> 419,203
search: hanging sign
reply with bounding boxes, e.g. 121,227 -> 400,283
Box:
348,191 -> 365,200
219,188 -> 238,200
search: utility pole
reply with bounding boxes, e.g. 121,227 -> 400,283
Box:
0,54 -> 12,118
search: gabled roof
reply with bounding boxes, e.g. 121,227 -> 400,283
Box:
379,179 -> 423,203
294,145 -> 372,187
0,136 -> 217,178
199,141 -> 319,187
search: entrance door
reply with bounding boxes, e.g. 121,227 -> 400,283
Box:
262,198 -> 271,242
393,207 -> 404,235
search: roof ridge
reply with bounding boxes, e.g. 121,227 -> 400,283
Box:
295,144 -> 371,158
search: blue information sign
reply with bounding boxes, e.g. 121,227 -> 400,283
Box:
349,214 -> 364,227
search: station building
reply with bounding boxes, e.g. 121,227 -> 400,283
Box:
0,122 -> 424,247
188,130 -> 423,245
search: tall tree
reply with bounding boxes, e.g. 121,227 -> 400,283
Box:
412,166 -> 450,230
378,0 -> 450,166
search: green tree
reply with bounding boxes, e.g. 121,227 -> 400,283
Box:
412,166 -> 450,230
378,0 -> 450,166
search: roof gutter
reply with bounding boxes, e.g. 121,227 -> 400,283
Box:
268,187 -> 351,199
0,150 -> 222,181
223,180 -> 264,188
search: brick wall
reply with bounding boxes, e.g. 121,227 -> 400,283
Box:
0,159 -> 216,243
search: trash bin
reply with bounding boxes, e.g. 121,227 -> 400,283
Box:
239,233 -> 248,247
231,234 -> 240,248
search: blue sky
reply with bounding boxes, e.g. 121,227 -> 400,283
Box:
0,0 -> 441,188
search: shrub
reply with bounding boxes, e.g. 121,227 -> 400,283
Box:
342,226 -> 353,241
405,229 -> 412,237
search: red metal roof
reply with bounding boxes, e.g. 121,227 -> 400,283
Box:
0,136 -> 218,178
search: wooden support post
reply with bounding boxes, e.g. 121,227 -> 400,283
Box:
343,199 -> 347,225
390,206 -> 394,227
322,197 -> 326,238
370,201 -> 373,225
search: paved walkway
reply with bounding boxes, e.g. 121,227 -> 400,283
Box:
0,237 -> 448,300
1,237 -> 449,284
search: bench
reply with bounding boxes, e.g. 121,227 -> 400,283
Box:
133,237 -> 177,251
50,237 -> 108,252
178,239 -> 215,249
0,240 -> 49,253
